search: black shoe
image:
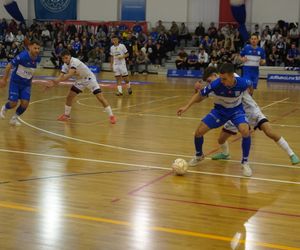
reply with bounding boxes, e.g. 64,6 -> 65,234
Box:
115,92 -> 123,96
127,87 -> 133,95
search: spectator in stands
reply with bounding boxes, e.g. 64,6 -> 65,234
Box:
66,44 -> 77,57
156,20 -> 166,33
186,50 -> 198,69
271,30 -> 282,44
268,46 -> 282,66
15,30 -> 24,46
4,30 -> 14,47
134,49 -> 149,74
286,43 -> 300,67
175,47 -> 188,69
88,47 -> 105,68
289,25 -> 299,47
150,27 -> 159,42
198,48 -> 209,70
132,21 -> 143,35
8,19 -> 18,35
216,30 -> 225,48
41,25 -> 51,46
233,30 -> 243,51
143,39 -> 156,65
155,42 -> 166,66
0,19 -> 8,38
96,27 -> 107,48
194,23 -> 205,46
0,42 -> 6,59
72,37 -> 82,57
200,35 -> 213,53
207,22 -> 218,38
178,22 -> 190,47
6,42 -> 18,61
275,36 -> 287,59
51,42 -> 64,68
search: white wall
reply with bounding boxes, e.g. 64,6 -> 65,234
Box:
0,0 -> 28,20
187,0 -> 219,28
146,0 -> 188,27
251,0 -> 299,24
77,0 -> 118,21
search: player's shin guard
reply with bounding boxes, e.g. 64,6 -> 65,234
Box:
241,136 -> 251,163
194,136 -> 204,156
16,105 -> 27,116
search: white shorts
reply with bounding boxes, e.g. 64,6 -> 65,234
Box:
73,77 -> 100,93
223,109 -> 268,134
113,64 -> 128,76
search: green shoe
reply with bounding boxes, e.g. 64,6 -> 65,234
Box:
211,153 -> 230,160
290,154 -> 300,165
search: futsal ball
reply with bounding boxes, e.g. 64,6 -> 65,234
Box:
172,158 -> 188,176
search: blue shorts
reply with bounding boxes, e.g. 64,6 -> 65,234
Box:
8,80 -> 31,102
242,67 -> 259,89
202,107 -> 248,129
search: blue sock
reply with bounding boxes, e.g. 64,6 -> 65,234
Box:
5,102 -> 12,110
242,136 -> 251,163
194,136 -> 204,156
16,106 -> 27,116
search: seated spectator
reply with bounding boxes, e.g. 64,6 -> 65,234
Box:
41,26 -> 51,46
15,30 -> 24,46
268,46 -> 282,66
132,21 -> 143,35
6,42 -> 18,61
198,48 -> 209,69
143,39 -> 156,65
286,43 -> 300,67
155,42 -> 166,66
186,50 -> 199,69
51,42 -> 64,68
0,42 -> 6,59
88,47 -> 105,68
134,49 -> 149,74
156,20 -> 166,34
175,47 -> 188,69
72,37 -> 82,57
207,22 -> 218,38
4,30 -> 14,47
289,25 -> 299,47
193,22 -> 205,46
178,22 -> 190,47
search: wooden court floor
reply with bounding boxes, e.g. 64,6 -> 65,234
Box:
0,70 -> 300,250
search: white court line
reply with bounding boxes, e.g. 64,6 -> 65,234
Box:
260,97 -> 290,110
0,148 -> 299,185
270,123 -> 300,128
76,96 -> 180,111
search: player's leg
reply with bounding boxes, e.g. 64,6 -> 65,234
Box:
189,109 -> 226,166
9,99 -> 29,126
122,75 -> 132,95
57,85 -> 80,121
0,81 -> 19,119
259,121 -> 300,165
114,65 -> 124,96
88,82 -> 116,124
211,129 -> 233,160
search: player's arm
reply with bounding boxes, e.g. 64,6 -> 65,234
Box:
0,63 -> 12,88
52,68 -> 76,85
177,92 -> 206,116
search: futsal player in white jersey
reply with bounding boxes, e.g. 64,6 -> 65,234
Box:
110,36 -> 132,96
50,50 -> 116,124
196,67 -> 300,165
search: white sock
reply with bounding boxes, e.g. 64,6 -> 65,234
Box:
277,137 -> 294,156
64,105 -> 72,116
117,85 -> 123,93
220,141 -> 229,155
104,106 -> 113,116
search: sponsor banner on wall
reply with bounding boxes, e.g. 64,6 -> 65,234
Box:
167,69 -> 203,78
267,74 -> 300,83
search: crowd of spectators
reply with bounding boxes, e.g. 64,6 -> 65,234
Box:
0,18 -> 299,73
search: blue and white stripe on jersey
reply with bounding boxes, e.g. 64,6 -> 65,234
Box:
240,44 -> 266,68
200,77 -> 252,110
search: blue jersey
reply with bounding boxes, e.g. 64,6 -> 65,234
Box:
200,77 -> 252,112
200,77 -> 252,129
10,50 -> 41,85
240,44 -> 266,70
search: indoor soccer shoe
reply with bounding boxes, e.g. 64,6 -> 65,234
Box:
241,162 -> 252,177
127,87 -> 133,95
188,155 -> 204,167
211,153 -> 230,160
0,105 -> 6,119
9,116 -> 21,126
115,92 -> 123,96
290,154 -> 300,165
109,115 -> 117,124
57,114 -> 71,121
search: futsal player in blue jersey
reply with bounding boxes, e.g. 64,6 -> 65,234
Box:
0,40 -> 41,126
177,63 -> 253,177
240,34 -> 266,89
